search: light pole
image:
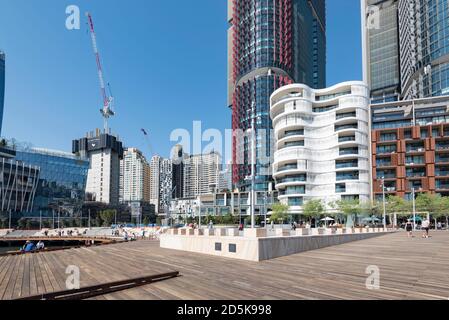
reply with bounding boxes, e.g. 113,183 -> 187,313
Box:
8,210 -> 11,229
381,177 -> 387,230
250,101 -> 256,229
412,187 -> 417,231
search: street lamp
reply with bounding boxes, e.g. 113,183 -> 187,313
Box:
412,187 -> 417,231
381,177 -> 387,230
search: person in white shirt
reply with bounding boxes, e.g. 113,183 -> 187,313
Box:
36,241 -> 45,251
422,219 -> 430,238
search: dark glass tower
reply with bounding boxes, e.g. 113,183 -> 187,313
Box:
228,0 -> 326,191
0,51 -> 5,136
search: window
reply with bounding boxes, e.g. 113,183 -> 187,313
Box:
340,147 -> 359,156
336,171 -> 359,181
376,144 -> 396,154
288,197 -> 303,206
336,160 -> 358,169
380,132 -> 397,142
336,183 -> 346,193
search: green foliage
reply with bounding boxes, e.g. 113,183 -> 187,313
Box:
143,216 -> 150,226
303,199 -> 325,220
332,199 -> 362,217
99,209 -> 116,227
270,203 -> 289,224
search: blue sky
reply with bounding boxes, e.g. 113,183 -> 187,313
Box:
0,0 -> 362,160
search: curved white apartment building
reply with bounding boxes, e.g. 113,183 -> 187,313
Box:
270,81 -> 371,214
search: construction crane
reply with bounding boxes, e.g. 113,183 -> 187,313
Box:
86,12 -> 115,132
141,128 -> 154,157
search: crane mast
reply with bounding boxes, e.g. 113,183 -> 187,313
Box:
86,12 -> 115,132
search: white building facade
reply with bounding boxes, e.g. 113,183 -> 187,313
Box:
270,81 -> 371,214
183,152 -> 222,198
120,148 -> 150,204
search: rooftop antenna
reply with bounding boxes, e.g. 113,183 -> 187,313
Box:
86,12 -> 115,133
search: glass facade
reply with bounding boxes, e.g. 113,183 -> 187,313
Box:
0,52 -> 5,136
367,0 -> 401,102
14,148 -> 89,217
230,0 -> 326,192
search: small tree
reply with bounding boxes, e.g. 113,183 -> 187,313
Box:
100,210 -> 115,227
332,199 -> 362,227
303,199 -> 325,226
270,203 -> 289,225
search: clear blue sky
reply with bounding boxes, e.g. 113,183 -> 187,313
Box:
0,0 -> 362,161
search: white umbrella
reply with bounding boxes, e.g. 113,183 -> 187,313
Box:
320,217 -> 335,228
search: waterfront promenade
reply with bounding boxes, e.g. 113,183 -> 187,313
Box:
1,231 -> 449,300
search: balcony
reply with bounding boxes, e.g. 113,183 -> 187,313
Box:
336,160 -> 358,169
284,129 -> 304,138
406,169 -> 426,178
339,148 -> 359,156
282,141 -> 305,149
336,112 -> 356,120
436,156 -> 449,163
377,173 -> 396,179
277,175 -> 307,184
336,171 -> 359,181
335,123 -> 358,132
338,135 -> 356,143
379,133 -> 397,142
376,160 -> 392,167
436,170 -> 449,177
436,143 -> 449,151
277,164 -> 297,172
376,146 -> 397,155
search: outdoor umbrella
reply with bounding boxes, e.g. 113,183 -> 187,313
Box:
320,217 -> 335,227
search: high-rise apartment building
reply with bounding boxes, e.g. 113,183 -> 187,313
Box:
228,0 -> 326,192
183,152 -> 222,198
270,82 -> 371,213
120,148 -> 151,204
159,158 -> 173,214
362,0 -> 449,101
150,155 -> 161,213
72,130 -> 124,205
171,145 -> 186,199
371,96 -> 449,200
0,51 -> 5,136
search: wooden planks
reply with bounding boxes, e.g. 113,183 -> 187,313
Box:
1,232 -> 449,300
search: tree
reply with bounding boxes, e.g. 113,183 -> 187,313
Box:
270,203 -> 289,225
332,199 -> 363,227
303,199 -> 325,225
100,210 -> 116,227
143,216 -> 150,226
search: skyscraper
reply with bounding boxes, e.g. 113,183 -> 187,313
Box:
362,0 -> 449,101
228,0 -> 326,192
0,51 -> 5,136
183,151 -> 222,198
171,144 -> 186,199
150,155 -> 161,213
120,148 -> 151,204
72,130 -> 124,205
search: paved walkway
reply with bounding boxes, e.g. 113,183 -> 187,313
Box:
1,231 -> 449,300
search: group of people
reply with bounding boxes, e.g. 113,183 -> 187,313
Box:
21,240 -> 45,253
405,219 -> 431,238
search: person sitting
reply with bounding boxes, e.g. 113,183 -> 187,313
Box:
36,241 -> 45,251
23,241 -> 36,253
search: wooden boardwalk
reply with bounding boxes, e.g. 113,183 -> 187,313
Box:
1,231 -> 449,300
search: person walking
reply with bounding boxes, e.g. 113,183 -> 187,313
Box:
422,219 -> 430,238
405,219 -> 413,238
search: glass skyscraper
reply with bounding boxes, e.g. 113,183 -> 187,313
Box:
14,147 -> 89,217
363,0 -> 449,101
0,51 -> 5,136
228,0 -> 326,191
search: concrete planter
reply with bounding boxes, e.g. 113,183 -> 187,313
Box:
186,229 -> 195,236
203,229 -> 215,236
296,228 -> 311,236
179,229 -> 187,236
215,229 -> 227,237
227,228 -> 240,237
244,228 -> 267,238
168,229 -> 178,236
275,229 -> 291,237
194,229 -> 204,236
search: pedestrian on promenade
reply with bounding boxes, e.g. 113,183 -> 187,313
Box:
208,220 -> 214,230
422,219 -> 430,238
405,219 -> 413,238
36,241 -> 45,251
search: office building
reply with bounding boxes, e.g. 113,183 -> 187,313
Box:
171,144 -> 186,199
371,95 -> 449,200
0,51 -> 5,136
270,82 -> 371,213
72,130 -> 124,205
159,158 -> 173,214
13,146 -> 89,216
120,148 -> 151,204
0,145 -> 40,214
362,0 -> 449,101
228,0 -> 327,192
183,151 -> 222,198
